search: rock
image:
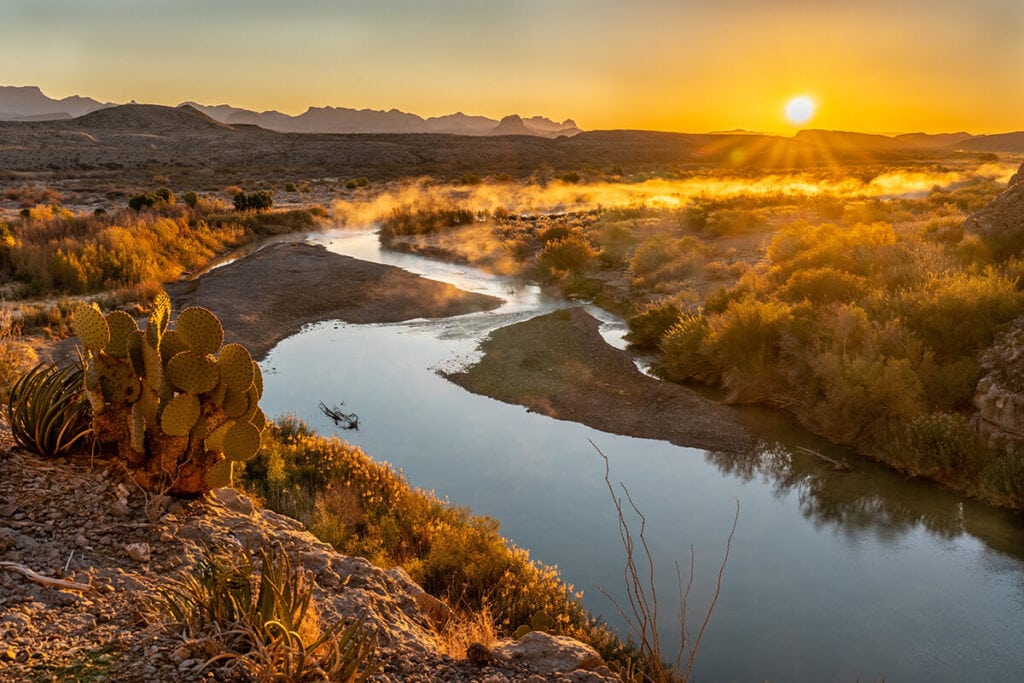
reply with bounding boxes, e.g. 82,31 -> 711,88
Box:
208,487 -> 253,516
111,500 -> 131,516
124,543 -> 150,562
492,631 -> 606,675
467,642 -> 493,667
962,162 -> 1024,258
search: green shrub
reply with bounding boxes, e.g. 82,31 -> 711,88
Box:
980,453 -> 1024,508
234,190 -> 274,212
625,299 -> 683,350
887,413 -> 987,481
182,191 -> 199,208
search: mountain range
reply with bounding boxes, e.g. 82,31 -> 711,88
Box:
0,85 -> 581,137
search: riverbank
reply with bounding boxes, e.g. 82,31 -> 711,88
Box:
446,306 -> 754,454
165,241 -> 503,360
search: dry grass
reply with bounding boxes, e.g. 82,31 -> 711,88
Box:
436,605 -> 498,659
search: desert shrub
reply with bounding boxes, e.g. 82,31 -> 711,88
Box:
979,453 -> 1024,508
806,351 -> 925,445
0,310 -> 36,396
234,190 -> 274,212
887,413 -> 988,481
702,207 -> 766,235
629,236 -> 706,290
898,270 -> 1022,359
182,190 -> 199,208
659,314 -> 712,382
284,182 -> 298,192
128,189 -> 174,212
781,267 -> 869,304
344,179 -> 359,190
537,234 -> 598,280
625,299 -> 684,350
380,205 -> 475,239
537,224 -> 576,245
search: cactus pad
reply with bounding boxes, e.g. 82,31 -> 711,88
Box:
104,311 -> 138,358
137,385 -> 160,422
249,408 -> 267,431
217,344 -> 255,392
147,291 -> 171,348
223,421 -> 261,461
251,361 -> 263,399
98,357 -> 141,404
126,330 -> 146,376
165,351 -> 219,395
204,459 -> 233,488
72,304 -> 110,353
142,342 -> 163,390
176,307 -> 224,357
204,421 -> 232,453
161,393 -> 201,436
159,329 -> 190,364
222,386 -> 251,419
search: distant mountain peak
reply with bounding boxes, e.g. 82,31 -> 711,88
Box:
491,114 -> 533,136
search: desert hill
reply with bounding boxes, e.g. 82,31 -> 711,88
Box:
73,103 -> 233,132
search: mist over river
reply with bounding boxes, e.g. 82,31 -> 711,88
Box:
256,228 -> 1024,682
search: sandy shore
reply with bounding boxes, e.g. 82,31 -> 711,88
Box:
166,241 -> 502,360
446,307 -> 754,454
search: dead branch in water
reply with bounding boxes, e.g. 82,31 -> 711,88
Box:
795,445 -> 852,471
592,440 -> 738,682
318,401 -> 359,430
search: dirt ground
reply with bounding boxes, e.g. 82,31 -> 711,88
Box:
163,241 -> 502,361
446,306 -> 754,454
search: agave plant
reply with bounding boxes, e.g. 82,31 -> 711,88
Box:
5,362 -> 92,458
159,544 -> 378,682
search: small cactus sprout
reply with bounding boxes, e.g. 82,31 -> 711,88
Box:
72,294 -> 266,496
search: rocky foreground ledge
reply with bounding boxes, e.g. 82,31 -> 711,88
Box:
0,438 -> 618,682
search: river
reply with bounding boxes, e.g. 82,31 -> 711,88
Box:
256,227 -> 1024,682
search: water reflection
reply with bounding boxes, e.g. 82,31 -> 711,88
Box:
706,437 -> 1024,560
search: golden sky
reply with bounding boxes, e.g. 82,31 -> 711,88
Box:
2,0 -> 1021,134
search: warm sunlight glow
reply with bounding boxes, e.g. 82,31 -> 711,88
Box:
785,96 -> 816,126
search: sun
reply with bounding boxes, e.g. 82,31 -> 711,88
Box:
784,96 -> 816,126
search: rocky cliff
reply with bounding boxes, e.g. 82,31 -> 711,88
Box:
971,162 -> 1024,446
0,441 -> 618,682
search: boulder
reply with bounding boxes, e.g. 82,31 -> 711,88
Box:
962,162 -> 1024,258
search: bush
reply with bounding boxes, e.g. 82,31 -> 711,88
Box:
182,191 -> 199,208
234,190 -> 274,212
888,413 -> 987,481
625,299 -> 683,350
537,234 -> 599,280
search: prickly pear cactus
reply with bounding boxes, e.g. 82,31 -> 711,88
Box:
72,292 -> 266,496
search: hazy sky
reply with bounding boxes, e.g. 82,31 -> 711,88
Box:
2,0 -> 1021,134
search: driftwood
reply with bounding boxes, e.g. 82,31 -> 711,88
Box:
318,401 -> 359,430
0,561 -> 93,592
795,446 -> 852,472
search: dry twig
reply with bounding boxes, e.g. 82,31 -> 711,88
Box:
0,561 -> 93,592
592,440 -> 738,682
